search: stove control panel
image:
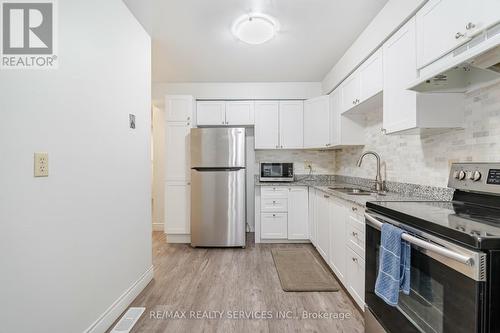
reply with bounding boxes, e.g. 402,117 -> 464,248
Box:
449,163 -> 500,194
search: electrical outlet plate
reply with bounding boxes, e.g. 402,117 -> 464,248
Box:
34,152 -> 49,177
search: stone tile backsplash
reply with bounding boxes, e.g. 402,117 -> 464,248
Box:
335,81 -> 500,188
254,149 -> 335,175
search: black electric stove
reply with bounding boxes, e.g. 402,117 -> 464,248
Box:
366,199 -> 500,250
364,163 -> 500,333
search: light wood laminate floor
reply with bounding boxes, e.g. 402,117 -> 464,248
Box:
109,232 -> 364,333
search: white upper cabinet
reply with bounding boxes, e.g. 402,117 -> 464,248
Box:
383,18 -> 419,133
254,101 -> 280,149
329,88 -> 365,147
359,49 -> 383,102
482,0 -> 500,31
416,0 -> 472,68
279,101 -> 304,149
340,49 -> 383,114
416,0 -> 500,69
196,101 -> 226,126
196,101 -> 254,126
383,17 -> 464,134
225,101 -> 254,126
304,95 -> 330,148
341,74 -> 361,112
165,95 -> 194,122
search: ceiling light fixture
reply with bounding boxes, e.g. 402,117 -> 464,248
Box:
232,13 -> 279,45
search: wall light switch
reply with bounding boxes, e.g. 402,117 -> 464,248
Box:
34,152 -> 49,177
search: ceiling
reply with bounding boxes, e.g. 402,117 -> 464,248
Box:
149,0 -> 388,83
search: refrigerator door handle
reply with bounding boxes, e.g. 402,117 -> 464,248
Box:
191,167 -> 245,172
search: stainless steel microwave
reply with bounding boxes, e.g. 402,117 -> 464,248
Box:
260,163 -> 294,182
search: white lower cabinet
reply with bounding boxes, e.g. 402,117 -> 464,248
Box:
310,190 -> 365,310
346,247 -> 365,309
315,191 -> 331,259
259,186 -> 309,240
261,213 -> 288,239
308,188 -> 317,246
288,187 -> 309,239
329,199 -> 347,284
164,181 -> 190,234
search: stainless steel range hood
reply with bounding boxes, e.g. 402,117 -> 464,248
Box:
410,23 -> 500,93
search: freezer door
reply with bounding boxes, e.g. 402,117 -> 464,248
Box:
190,128 -> 245,168
191,168 -> 246,247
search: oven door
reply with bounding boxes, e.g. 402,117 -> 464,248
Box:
365,212 -> 486,333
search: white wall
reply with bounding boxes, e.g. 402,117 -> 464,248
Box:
0,1 -> 152,333
321,0 -> 426,94
152,82 -> 322,106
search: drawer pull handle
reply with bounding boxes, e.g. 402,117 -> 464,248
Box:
352,231 -> 358,237
352,257 -> 358,262
352,207 -> 358,211
324,195 -> 330,198
455,32 -> 465,39
272,214 -> 276,217
272,201 -> 276,204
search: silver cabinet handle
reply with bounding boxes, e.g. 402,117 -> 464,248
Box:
455,32 -> 465,39
352,231 -> 358,237
466,22 -> 476,30
187,116 -> 190,120
272,200 -> 276,204
324,194 -> 330,198
352,257 -> 358,262
352,207 -> 358,211
272,214 -> 276,217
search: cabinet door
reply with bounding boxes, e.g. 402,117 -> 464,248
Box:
165,122 -> 191,181
196,101 -> 226,126
329,200 -> 347,284
165,181 -> 190,234
165,95 -> 193,122
481,0 -> 500,31
315,192 -> 331,261
279,101 -> 304,149
309,188 -> 317,245
254,101 -> 280,149
341,74 -> 361,112
416,0 -> 471,68
359,49 -> 383,102
304,96 -> 330,148
225,101 -> 254,126
346,247 -> 365,309
261,213 -> 288,239
287,187 -> 309,240
383,18 -> 418,134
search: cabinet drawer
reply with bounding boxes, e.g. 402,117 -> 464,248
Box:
261,186 -> 288,198
347,215 -> 365,259
261,197 -> 288,212
261,213 -> 288,239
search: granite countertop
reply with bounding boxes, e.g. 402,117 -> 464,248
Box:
255,177 -> 437,207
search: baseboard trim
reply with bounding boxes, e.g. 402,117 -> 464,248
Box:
166,234 -> 191,243
84,265 -> 154,333
259,239 -> 311,244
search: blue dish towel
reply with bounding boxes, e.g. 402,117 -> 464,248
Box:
375,223 -> 411,306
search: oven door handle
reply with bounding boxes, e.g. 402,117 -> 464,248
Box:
365,212 -> 474,266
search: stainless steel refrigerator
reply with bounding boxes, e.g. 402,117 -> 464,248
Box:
190,128 -> 246,247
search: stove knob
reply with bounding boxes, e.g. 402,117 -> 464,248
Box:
471,170 -> 482,181
466,171 -> 473,180
458,170 -> 466,180
453,170 -> 460,179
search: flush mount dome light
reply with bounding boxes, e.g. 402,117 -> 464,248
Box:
232,13 -> 279,45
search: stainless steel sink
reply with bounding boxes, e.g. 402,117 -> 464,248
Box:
328,187 -> 376,196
